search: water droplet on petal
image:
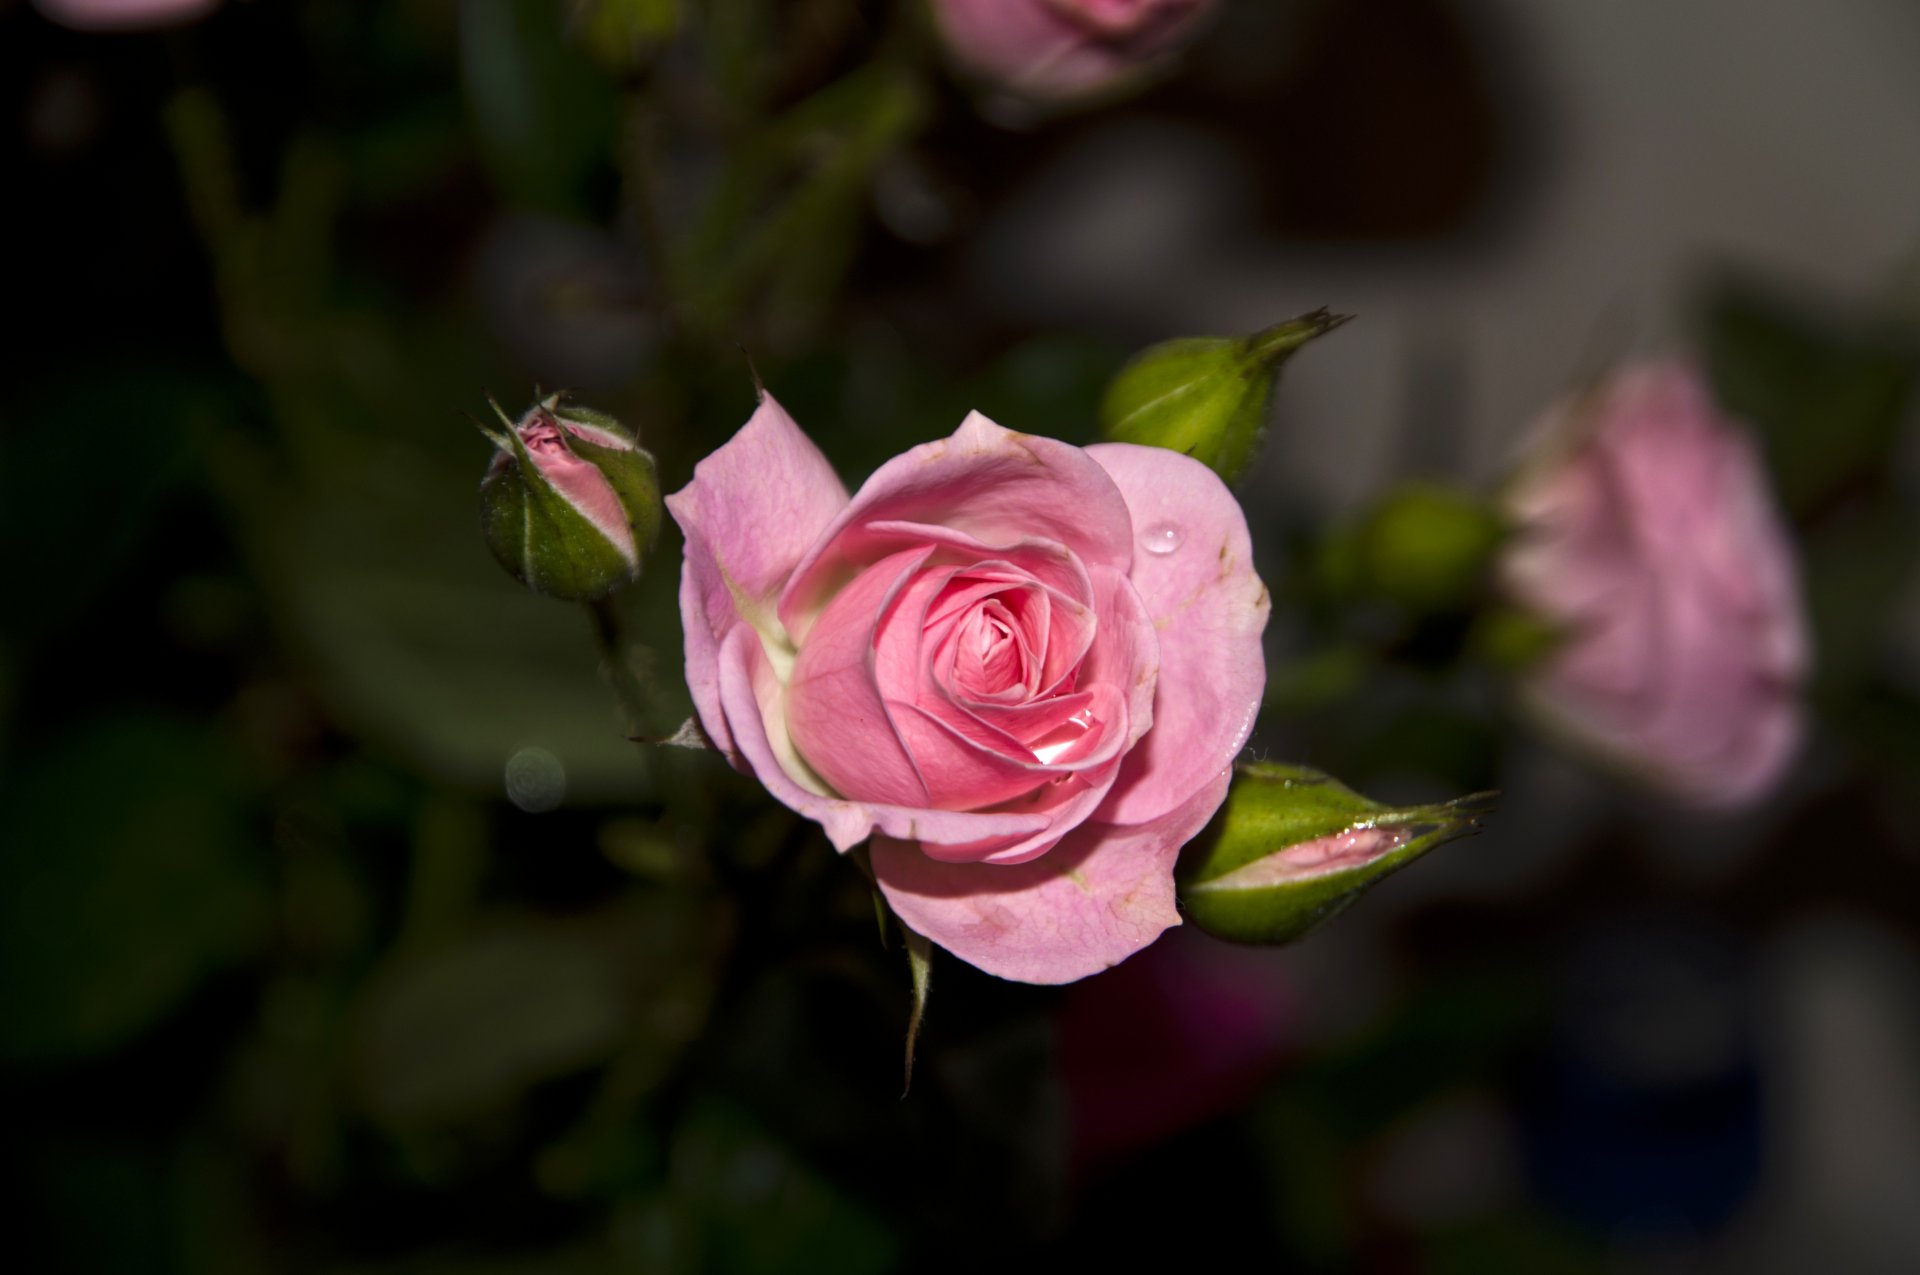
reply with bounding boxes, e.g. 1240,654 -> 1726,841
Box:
1142,522 -> 1182,555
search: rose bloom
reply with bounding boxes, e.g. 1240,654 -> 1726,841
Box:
1500,360 -> 1808,808
929,0 -> 1216,102
33,0 -> 219,31
669,397 -> 1268,983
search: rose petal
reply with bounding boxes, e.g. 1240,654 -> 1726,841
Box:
1084,445 -> 1267,825
785,546 -> 939,808
779,412 -> 1134,640
667,394 -> 849,754
717,626 -> 1054,852
873,767 -> 1231,984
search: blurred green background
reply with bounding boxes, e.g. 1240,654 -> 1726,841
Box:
4,1 -> 1919,1271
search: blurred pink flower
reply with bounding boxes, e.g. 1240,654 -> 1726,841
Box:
1500,360 -> 1809,808
33,0 -> 219,32
1057,925 -> 1297,1163
929,0 -> 1216,102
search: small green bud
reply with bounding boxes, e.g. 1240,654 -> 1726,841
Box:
1099,308 -> 1352,484
477,394 -> 661,602
1351,481 -> 1506,612
1179,762 -> 1494,945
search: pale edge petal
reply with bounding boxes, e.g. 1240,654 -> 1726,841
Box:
873,769 -> 1232,985
665,394 -> 849,755
1084,443 -> 1270,826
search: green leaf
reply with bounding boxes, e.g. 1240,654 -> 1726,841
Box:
635,1098 -> 899,1275
1699,280 -> 1919,516
1100,309 -> 1352,484
0,717 -> 267,1064
1179,762 -> 1494,945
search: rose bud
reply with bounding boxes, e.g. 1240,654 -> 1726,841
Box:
1179,762 -> 1493,946
1498,360 -> 1809,808
32,0 -> 219,31
477,394 -> 661,602
929,0 -> 1218,105
1100,309 -> 1352,485
670,393 -> 1269,983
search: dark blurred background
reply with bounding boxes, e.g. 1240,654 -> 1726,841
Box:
4,1 -> 1918,1271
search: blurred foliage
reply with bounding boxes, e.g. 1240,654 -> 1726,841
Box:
4,0 -> 1920,1271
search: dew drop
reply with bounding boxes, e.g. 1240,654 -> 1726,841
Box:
1141,522 -> 1182,555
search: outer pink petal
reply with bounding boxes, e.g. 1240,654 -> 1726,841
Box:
666,394 -> 849,754
1085,444 -> 1269,825
779,412 -> 1135,641
872,767 -> 1230,984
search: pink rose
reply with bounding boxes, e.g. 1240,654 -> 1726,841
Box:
1499,360 -> 1809,808
1057,926 -> 1296,1163
669,396 -> 1268,983
929,0 -> 1217,102
33,0 -> 219,32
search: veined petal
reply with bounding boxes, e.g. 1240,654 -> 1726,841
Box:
1086,444 -> 1267,826
873,767 -> 1231,984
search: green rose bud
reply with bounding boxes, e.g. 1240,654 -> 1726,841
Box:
1099,308 -> 1352,485
1321,481 -> 1506,613
477,395 -> 661,601
1179,762 -> 1494,945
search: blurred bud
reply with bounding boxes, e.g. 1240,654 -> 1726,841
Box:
1321,481 -> 1505,612
1100,308 -> 1351,485
1498,360 -> 1808,808
477,395 -> 660,602
929,0 -> 1216,105
32,0 -> 219,32
1179,762 -> 1493,946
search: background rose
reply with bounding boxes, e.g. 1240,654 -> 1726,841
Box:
928,0 -> 1216,103
32,0 -> 219,32
1499,360 -> 1809,808
669,395 -> 1268,982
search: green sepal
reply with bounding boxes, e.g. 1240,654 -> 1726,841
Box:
902,927 -> 932,1098
1099,308 -> 1352,484
1179,762 -> 1495,945
565,429 -> 662,559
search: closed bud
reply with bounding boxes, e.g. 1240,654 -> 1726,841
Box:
1325,480 -> 1506,613
1179,762 -> 1493,945
1100,308 -> 1351,485
477,395 -> 661,601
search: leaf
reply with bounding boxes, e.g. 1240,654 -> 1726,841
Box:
0,717 -> 267,1064
1178,762 -> 1494,945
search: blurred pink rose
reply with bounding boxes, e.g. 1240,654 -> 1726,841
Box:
33,0 -> 219,32
929,0 -> 1217,102
1500,360 -> 1808,807
669,396 -> 1268,983
1058,925 -> 1296,1163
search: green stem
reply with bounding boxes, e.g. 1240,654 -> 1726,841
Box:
586,595 -> 652,741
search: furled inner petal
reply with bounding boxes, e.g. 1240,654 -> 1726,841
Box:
951,599 -> 1032,700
